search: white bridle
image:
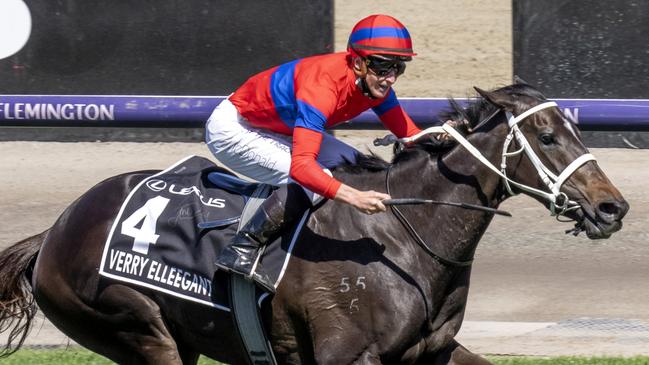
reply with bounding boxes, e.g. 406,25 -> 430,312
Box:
399,102 -> 596,216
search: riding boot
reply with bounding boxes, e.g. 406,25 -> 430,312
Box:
215,184 -> 312,293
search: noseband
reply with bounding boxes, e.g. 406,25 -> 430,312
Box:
502,102 -> 595,215
400,102 -> 596,217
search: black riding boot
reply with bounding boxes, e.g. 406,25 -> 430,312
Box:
215,184 -> 311,293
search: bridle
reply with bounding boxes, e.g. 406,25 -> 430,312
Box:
400,101 -> 596,217
504,102 -> 596,215
388,101 -> 595,267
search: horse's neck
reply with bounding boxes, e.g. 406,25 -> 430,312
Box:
441,125 -> 509,206
389,125 -> 509,263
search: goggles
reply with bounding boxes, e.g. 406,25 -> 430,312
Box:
364,56 -> 406,77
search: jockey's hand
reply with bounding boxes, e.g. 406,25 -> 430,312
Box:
334,184 -> 390,215
436,119 -> 464,141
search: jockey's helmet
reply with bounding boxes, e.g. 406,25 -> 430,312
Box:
347,14 -> 417,60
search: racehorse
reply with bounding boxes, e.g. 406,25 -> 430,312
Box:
0,83 -> 628,364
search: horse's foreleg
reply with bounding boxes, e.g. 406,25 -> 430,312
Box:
424,340 -> 493,365
314,345 -> 382,365
446,342 -> 492,365
351,351 -> 382,364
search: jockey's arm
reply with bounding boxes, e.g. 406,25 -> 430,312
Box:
374,90 -> 459,141
292,81 -> 396,215
290,127 -> 389,215
373,90 -> 421,139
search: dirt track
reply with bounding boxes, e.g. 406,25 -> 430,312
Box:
1,0 -> 649,357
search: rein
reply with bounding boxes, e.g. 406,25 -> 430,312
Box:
377,101 -> 594,266
385,164 -> 474,267
382,199 -> 511,217
399,102 -> 596,219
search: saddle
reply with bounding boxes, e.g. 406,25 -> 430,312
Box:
98,155 -> 308,311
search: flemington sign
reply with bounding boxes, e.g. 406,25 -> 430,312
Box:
0,95 -> 222,125
1,95 -> 648,130
0,101 -> 115,121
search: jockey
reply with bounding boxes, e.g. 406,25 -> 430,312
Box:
206,14 -> 422,292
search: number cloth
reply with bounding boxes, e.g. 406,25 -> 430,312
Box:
99,156 -> 307,309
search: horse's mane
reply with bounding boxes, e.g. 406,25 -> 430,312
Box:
334,83 -> 546,175
333,152 -> 391,174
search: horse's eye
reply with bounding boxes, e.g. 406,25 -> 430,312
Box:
539,133 -> 555,145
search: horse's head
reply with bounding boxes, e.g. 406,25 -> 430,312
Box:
470,83 -> 629,239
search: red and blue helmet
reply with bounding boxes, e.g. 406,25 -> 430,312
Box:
347,14 -> 417,59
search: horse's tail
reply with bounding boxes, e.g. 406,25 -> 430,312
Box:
0,229 -> 47,358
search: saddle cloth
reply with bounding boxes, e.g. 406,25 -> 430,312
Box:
98,155 -> 306,311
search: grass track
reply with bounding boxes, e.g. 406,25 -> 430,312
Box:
0,349 -> 224,365
487,357 -> 649,365
2,350 -> 649,364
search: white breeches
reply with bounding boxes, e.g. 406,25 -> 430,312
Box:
205,99 -> 359,201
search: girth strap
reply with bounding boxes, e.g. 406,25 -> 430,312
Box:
229,183 -> 278,365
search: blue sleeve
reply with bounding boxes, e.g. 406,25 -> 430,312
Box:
294,100 -> 327,132
372,89 -> 399,116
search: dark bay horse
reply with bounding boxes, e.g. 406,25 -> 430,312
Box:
0,83 -> 628,364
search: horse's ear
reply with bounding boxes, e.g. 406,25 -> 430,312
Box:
474,86 -> 516,111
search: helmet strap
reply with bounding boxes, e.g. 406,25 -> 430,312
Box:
356,77 -> 375,99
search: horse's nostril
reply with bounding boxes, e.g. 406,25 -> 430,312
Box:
598,202 -> 618,215
597,200 -> 628,221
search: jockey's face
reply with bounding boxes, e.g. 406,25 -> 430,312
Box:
364,66 -> 398,98
353,55 -> 406,99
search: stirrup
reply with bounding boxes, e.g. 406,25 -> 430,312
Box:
246,244 -> 265,279
214,237 -> 259,275
246,245 -> 276,294
250,270 -> 276,294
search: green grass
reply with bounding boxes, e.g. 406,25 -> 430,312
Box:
0,349 -> 112,365
2,349 -> 649,365
0,348 -> 224,364
488,356 -> 649,365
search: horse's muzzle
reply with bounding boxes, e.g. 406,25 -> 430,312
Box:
574,198 -> 629,239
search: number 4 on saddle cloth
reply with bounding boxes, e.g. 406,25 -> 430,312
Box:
98,155 -> 305,312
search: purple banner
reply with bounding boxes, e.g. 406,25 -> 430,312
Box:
1,95 -> 648,129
